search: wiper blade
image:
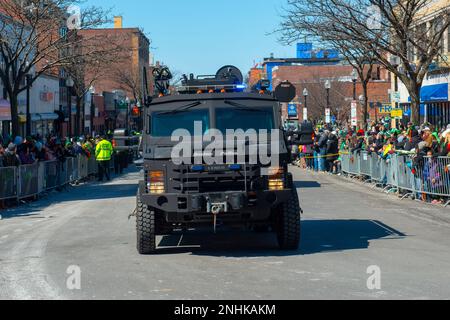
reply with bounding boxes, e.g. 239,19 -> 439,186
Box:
224,100 -> 267,112
158,101 -> 202,115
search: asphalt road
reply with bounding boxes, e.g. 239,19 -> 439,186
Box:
1,166 -> 450,300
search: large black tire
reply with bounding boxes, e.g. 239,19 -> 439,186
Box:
276,189 -> 301,250
136,195 -> 156,254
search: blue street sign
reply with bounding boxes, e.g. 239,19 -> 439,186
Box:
288,104 -> 298,117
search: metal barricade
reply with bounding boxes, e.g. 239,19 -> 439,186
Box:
396,155 -> 415,197
59,160 -> 67,186
44,161 -> 60,191
384,155 -> 398,192
72,157 -> 80,182
0,166 -> 18,200
359,151 -> 372,177
379,157 -> 388,186
341,153 -> 350,174
348,152 -> 360,175
78,156 -> 89,180
413,157 -> 450,200
37,162 -> 46,193
18,163 -> 39,199
66,157 -> 74,183
370,153 -> 382,183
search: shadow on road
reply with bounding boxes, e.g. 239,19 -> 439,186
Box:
152,219 -> 406,257
294,181 -> 322,189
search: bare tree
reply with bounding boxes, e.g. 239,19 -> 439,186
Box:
67,57 -> 113,136
278,3 -> 378,128
113,67 -> 144,104
110,31 -> 155,105
291,68 -> 350,122
169,70 -> 183,87
0,0 -> 115,137
337,41 -> 377,127
279,0 -> 450,124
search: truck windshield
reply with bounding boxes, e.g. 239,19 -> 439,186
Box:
151,109 -> 210,137
215,107 -> 274,132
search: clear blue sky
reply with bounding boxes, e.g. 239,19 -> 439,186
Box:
87,0 -> 295,76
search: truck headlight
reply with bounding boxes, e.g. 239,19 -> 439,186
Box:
268,167 -> 285,191
147,170 -> 165,194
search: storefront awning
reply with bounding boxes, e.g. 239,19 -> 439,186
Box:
420,83 -> 448,102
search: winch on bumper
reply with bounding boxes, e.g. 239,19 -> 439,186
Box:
138,181 -> 291,221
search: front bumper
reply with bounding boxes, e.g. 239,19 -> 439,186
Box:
138,181 -> 291,217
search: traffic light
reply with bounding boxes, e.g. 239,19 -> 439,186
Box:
132,105 -> 140,117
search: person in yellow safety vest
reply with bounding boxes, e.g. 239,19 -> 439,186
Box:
95,136 -> 113,182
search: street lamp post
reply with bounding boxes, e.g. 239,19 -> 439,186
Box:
351,69 -> 358,101
25,73 -> 32,137
89,86 -> 95,135
66,76 -> 74,137
113,92 -> 119,131
359,95 -> 367,129
389,56 -> 401,121
303,88 -> 309,121
325,80 -> 331,126
125,97 -> 130,132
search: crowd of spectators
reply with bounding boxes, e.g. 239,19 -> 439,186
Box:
295,121 -> 450,172
0,134 -> 99,168
292,120 -> 450,204
0,131 -> 139,209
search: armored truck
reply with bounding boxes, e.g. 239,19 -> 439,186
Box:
136,66 -> 311,254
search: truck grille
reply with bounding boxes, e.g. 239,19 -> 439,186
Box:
167,165 -> 262,194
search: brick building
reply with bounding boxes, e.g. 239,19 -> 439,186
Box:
79,17 -> 152,131
80,17 -> 151,99
247,65 -> 264,89
271,64 -> 391,125
91,94 -> 106,135
248,43 -> 391,126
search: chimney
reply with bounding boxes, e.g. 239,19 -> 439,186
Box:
114,16 -> 123,28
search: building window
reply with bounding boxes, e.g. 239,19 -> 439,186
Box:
432,17 -> 444,54
59,27 -> 68,39
415,23 -> 427,61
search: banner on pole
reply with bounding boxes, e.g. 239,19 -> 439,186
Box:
351,101 -> 358,126
325,108 -> 331,124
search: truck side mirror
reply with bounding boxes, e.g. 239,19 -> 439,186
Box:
296,121 -> 315,146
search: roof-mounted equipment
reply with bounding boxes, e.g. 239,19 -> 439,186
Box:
178,65 -> 246,94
